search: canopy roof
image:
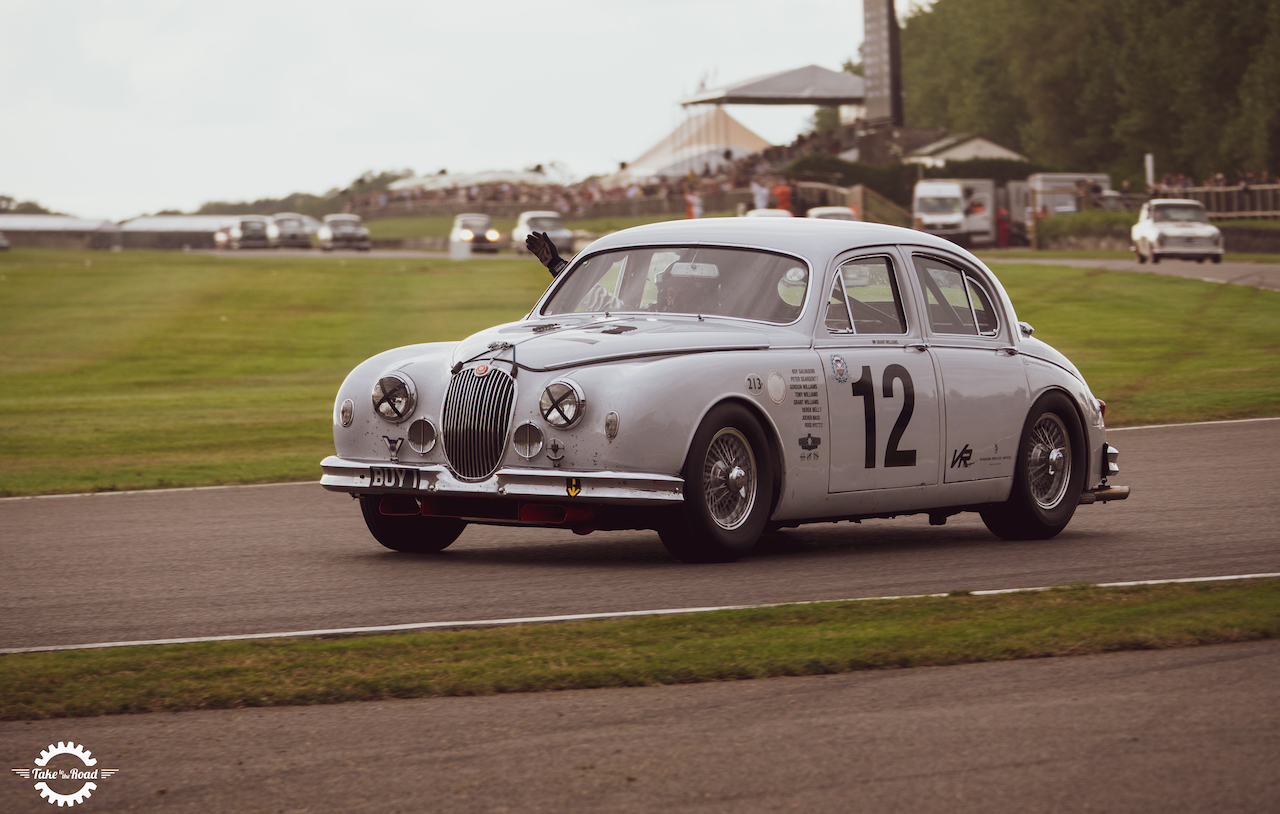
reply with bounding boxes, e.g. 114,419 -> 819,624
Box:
120,215 -> 239,232
681,64 -> 865,106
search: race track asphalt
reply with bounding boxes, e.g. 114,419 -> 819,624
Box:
2,419 -> 1278,651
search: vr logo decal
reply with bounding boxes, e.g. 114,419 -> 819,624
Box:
951,445 -> 973,468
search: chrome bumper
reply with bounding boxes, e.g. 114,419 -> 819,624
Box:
320,455 -> 684,505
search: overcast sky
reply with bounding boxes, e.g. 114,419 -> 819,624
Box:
0,1 -> 919,221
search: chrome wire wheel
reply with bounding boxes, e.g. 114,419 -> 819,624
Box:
1027,413 -> 1071,510
702,427 -> 757,530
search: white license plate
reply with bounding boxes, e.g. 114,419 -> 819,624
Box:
369,467 -> 420,489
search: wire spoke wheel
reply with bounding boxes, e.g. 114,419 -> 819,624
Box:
702,428 -> 757,530
1026,413 -> 1071,510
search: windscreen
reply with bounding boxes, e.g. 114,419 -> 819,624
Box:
542,246 -> 809,324
916,196 -> 962,215
528,217 -> 564,230
1152,204 -> 1208,223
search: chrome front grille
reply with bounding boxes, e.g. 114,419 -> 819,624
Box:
441,367 -> 516,480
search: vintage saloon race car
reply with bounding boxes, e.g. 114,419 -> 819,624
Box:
321,218 -> 1129,562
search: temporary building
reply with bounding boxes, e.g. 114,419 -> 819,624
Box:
903,134 -> 1029,167
0,214 -> 120,249
119,215 -> 240,249
608,108 -> 773,186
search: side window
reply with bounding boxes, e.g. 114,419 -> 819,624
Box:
913,256 -> 999,337
826,256 -> 907,334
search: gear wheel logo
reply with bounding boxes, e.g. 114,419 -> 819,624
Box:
11,742 -> 120,807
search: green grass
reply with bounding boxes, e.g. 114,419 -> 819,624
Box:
995,262 -> 1280,426
0,249 -> 548,495
1,249 -> 1279,496
2,580 -> 1275,720
1218,219 -> 1280,229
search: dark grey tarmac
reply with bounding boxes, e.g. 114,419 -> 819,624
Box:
2,419 -> 1278,651
2,641 -> 1276,813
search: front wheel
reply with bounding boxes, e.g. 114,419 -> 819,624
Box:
359,496 -> 466,553
659,403 -> 774,563
980,392 -> 1086,540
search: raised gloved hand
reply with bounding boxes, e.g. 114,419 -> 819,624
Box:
526,231 -> 567,277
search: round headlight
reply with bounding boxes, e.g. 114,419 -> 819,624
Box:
460,228 -> 474,241
485,229 -> 500,241
540,380 -> 585,428
408,417 -> 436,453
513,422 -> 544,458
372,374 -> 416,423
339,398 -> 354,427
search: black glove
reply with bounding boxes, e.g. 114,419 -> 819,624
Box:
526,231 -> 567,277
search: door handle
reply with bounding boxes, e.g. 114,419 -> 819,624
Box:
906,343 -> 929,352
998,346 -> 1019,356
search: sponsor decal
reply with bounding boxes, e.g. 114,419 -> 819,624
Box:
800,434 -> 822,451
766,370 -> 787,404
567,477 -> 582,497
951,444 -> 974,468
745,374 -> 764,396
383,436 -> 404,462
830,354 -> 849,383
474,363 -> 490,377
11,742 -> 120,807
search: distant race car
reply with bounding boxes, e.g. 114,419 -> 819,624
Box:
322,218 -> 1128,562
1131,199 -> 1223,264
744,208 -> 793,217
214,215 -> 275,250
449,213 -> 501,253
272,212 -> 313,249
318,214 -> 371,252
512,210 -> 574,256
806,206 -> 860,221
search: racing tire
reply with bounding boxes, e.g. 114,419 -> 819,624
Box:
1150,250 -> 1160,264
1211,255 -> 1222,264
980,392 -> 1086,541
359,495 -> 466,553
658,403 -> 774,563
1134,247 -> 1146,264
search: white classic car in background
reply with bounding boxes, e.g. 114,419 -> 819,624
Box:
511,210 -> 575,256
1131,199 -> 1223,264
318,214 -> 371,252
322,219 -> 1128,562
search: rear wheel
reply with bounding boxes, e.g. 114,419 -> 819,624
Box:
980,392 -> 1086,540
359,496 -> 466,553
659,404 -> 774,563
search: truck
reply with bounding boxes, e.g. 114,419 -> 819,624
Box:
912,178 -> 995,247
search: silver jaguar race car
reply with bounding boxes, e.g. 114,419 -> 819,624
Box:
322,218 -> 1128,562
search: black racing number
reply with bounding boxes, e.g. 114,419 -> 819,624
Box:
850,364 -> 916,468
882,364 -> 917,467
851,366 -> 877,469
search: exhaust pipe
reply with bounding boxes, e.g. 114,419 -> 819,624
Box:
1079,485 -> 1130,504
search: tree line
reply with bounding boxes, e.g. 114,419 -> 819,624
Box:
898,0 -> 1280,185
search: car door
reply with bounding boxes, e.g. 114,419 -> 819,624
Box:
817,251 -> 942,493
909,253 -> 1029,483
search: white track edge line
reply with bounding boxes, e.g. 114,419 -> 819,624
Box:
5,417 -> 1278,502
4,572 -> 1276,655
1108,416 -> 1280,431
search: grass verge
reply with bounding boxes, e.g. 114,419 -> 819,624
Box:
2,580 -> 1275,720
2,249 -> 1278,495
